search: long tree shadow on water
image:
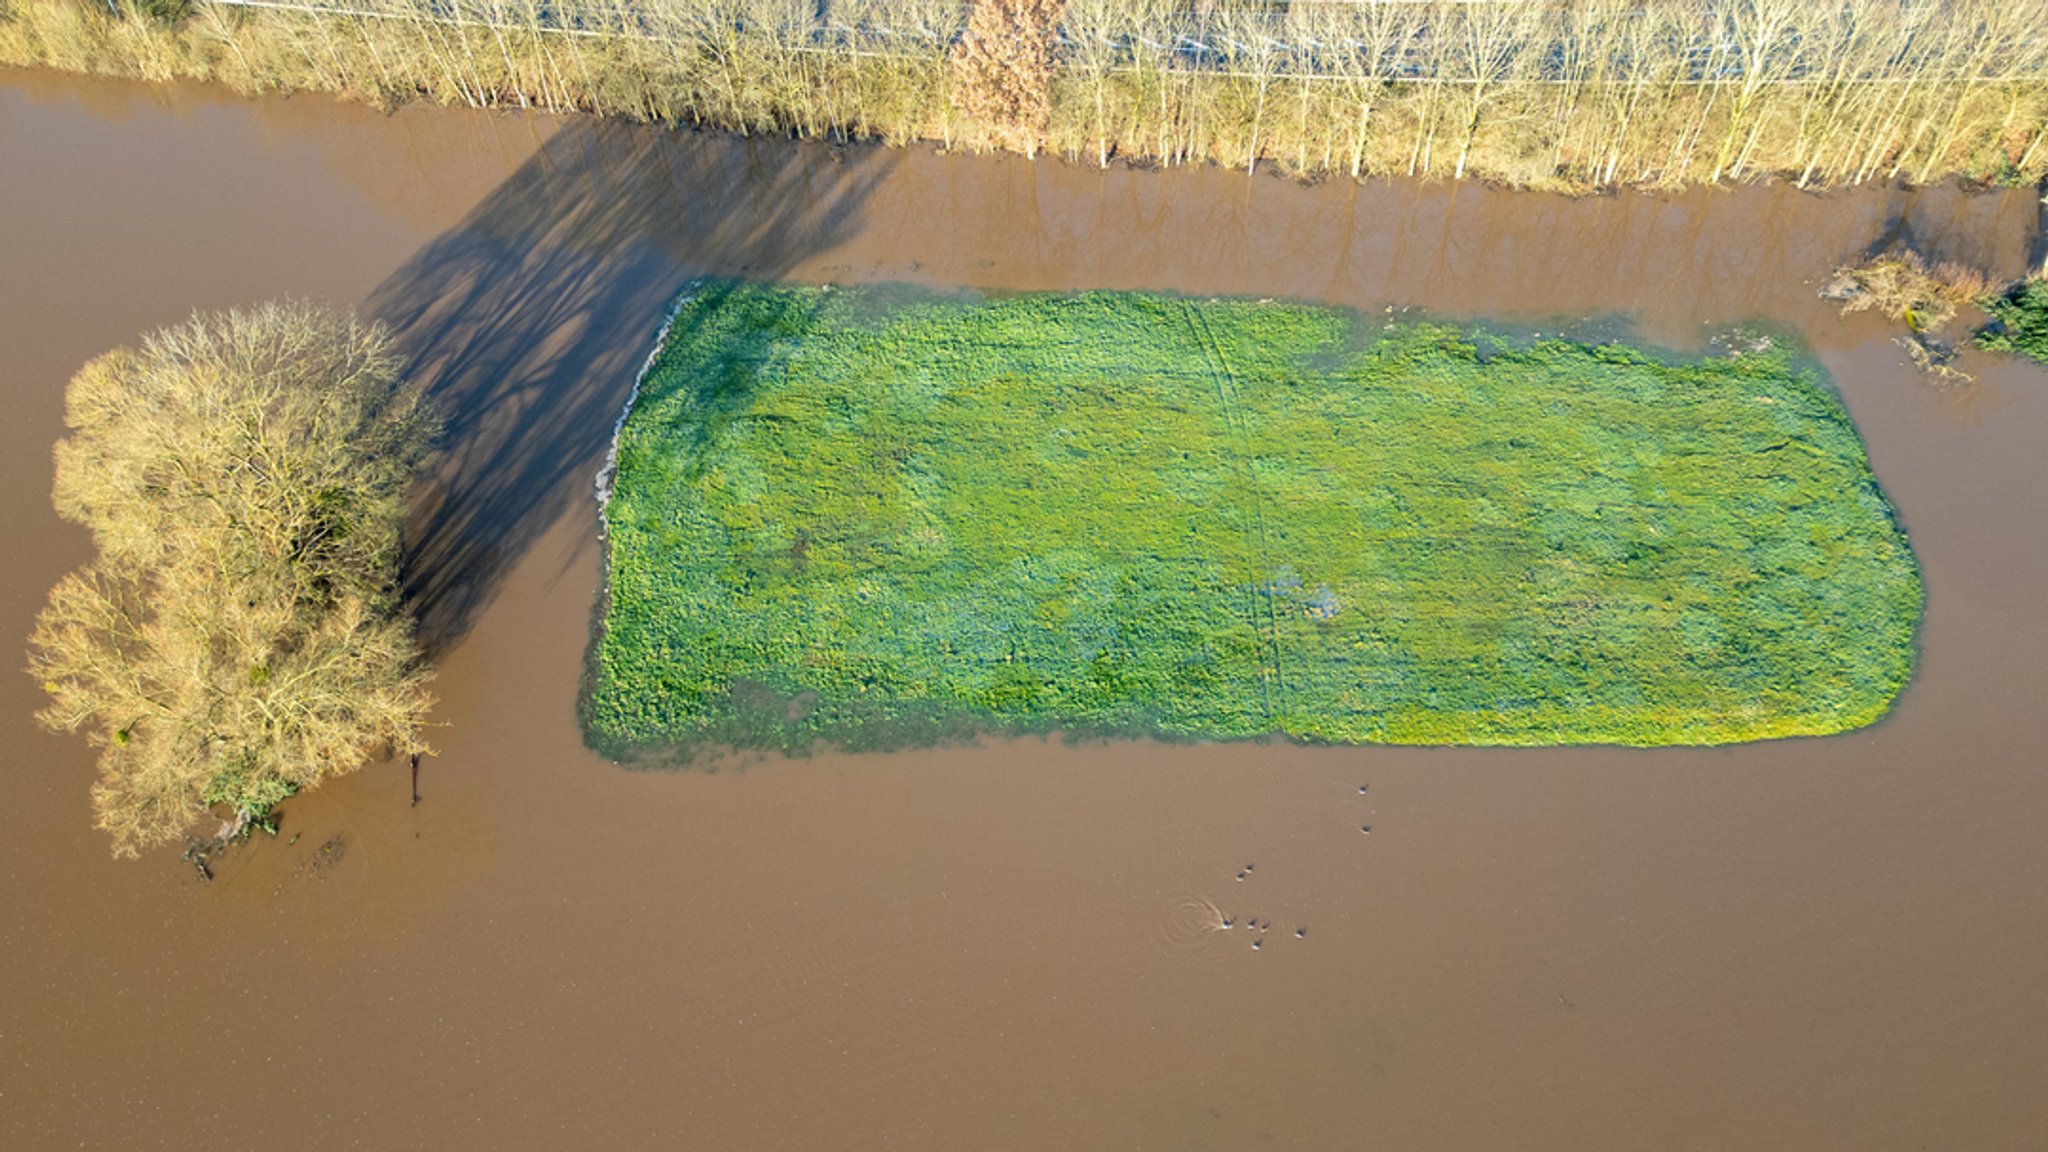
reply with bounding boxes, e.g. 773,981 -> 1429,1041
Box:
365,119 -> 897,654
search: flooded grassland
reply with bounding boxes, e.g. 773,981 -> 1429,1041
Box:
590,283 -> 1919,753
3,68 -> 2047,1152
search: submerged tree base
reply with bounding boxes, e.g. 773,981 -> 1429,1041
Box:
585,283 -> 1921,756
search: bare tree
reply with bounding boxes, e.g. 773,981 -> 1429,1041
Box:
29,302 -> 438,857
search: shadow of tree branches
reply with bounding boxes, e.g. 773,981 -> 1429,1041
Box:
366,119 -> 896,653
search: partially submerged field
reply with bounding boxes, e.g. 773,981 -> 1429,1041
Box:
585,283 -> 1921,755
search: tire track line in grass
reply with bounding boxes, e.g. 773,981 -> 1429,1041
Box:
1180,300 -> 1287,727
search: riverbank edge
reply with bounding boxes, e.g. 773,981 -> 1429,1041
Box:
7,0 -> 2048,194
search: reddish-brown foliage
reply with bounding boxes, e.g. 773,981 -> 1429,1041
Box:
950,0 -> 1065,156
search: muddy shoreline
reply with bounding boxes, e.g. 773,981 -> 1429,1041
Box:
3,67 -> 2046,1152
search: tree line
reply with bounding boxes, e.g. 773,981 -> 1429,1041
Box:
4,0 -> 2046,189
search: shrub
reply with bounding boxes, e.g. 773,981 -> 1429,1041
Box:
1976,276 -> 2048,365
1822,250 -> 1994,334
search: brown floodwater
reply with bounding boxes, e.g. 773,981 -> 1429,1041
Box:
4,67 -> 2047,1151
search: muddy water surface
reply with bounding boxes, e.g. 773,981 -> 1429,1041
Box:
3,69 -> 2046,1151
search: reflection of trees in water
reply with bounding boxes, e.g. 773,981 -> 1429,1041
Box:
367,119 -> 894,651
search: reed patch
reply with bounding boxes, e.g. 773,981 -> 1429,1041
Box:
585,283 -> 1922,756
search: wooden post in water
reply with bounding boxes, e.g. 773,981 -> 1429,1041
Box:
2039,182 -> 2047,279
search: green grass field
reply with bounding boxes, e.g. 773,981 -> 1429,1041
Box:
584,282 -> 1921,756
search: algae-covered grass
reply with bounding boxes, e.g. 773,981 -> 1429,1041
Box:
586,283 -> 1921,756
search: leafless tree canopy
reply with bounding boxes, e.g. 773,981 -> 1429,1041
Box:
29,302 -> 438,857
950,0 -> 1065,156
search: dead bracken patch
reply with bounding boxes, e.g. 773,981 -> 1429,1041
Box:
1822,250 -> 1993,333
950,0 -> 1065,157
1822,250 -> 1999,382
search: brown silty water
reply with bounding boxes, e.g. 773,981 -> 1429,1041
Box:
3,68 -> 2047,1151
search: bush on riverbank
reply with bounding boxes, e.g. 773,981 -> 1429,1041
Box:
29,303 -> 438,857
1977,277 -> 2048,365
5,0 -> 2047,190
1823,252 -> 1996,335
1821,255 -> 2048,376
586,283 -> 1922,756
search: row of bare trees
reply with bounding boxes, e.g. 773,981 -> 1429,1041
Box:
5,0 -> 2047,187
1056,0 -> 2048,186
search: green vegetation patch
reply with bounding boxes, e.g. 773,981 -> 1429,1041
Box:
1977,277 -> 2048,365
585,282 -> 1921,755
